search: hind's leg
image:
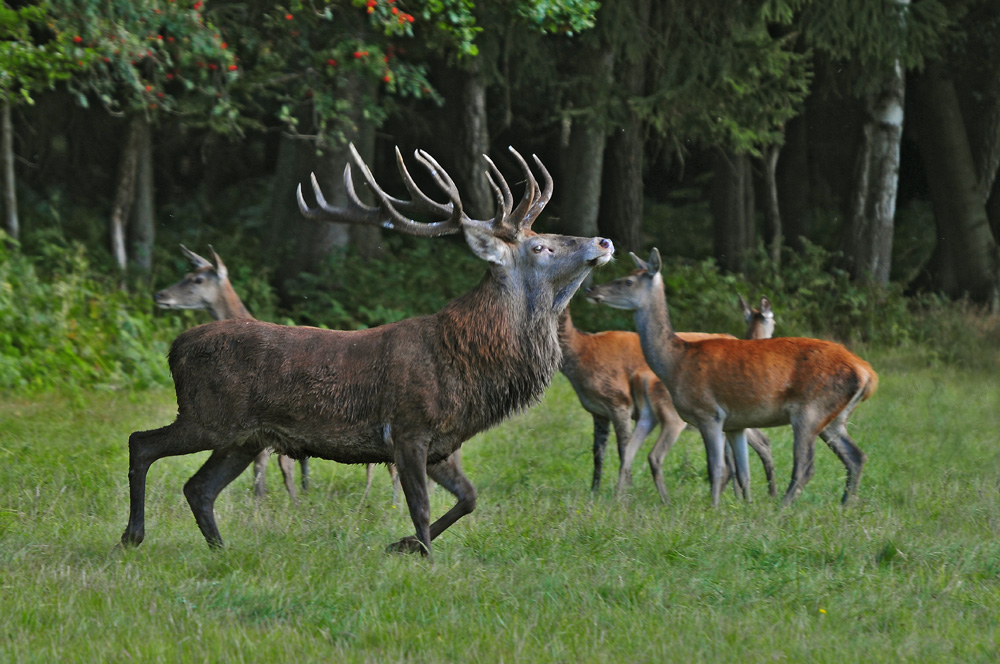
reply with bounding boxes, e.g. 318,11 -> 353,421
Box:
591,416 -> 611,492
252,449 -> 270,499
782,418 -> 819,506
184,448 -> 256,548
276,454 -> 298,501
820,421 -> 868,504
121,421 -> 214,548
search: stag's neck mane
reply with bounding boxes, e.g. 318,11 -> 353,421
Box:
438,273 -> 563,421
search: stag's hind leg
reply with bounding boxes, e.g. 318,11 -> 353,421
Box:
184,447 -> 257,548
121,421 -> 215,548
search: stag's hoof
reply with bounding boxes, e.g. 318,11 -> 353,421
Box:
120,529 -> 144,548
386,536 -> 428,556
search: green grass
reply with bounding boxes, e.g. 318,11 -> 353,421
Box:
2,350 -> 999,662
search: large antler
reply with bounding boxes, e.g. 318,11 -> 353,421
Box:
297,144 -> 553,240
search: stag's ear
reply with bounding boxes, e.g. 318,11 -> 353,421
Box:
463,224 -> 511,266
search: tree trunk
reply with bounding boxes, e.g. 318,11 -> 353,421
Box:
110,115 -> 142,273
777,107 -> 810,252
910,61 -> 999,302
436,62 -> 493,220
129,114 -> 155,277
842,61 -> 904,287
711,148 -> 754,274
554,45 -> 614,238
1,100 -> 17,242
597,0 -> 650,254
758,143 -> 782,266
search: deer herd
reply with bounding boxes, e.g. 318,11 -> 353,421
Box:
122,144 -> 878,559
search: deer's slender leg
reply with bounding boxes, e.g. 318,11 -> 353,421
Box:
820,421 -> 867,504
276,454 -> 298,501
616,407 -> 651,496
121,421 -> 215,548
727,429 -> 751,502
647,412 -> 687,504
782,417 -> 819,506
252,449 -> 270,499
746,428 -> 778,497
299,458 -> 310,492
591,415 -> 611,492
184,447 -> 257,548
699,422 -> 727,507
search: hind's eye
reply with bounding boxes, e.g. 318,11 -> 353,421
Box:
194,277 -> 204,284
532,245 -> 544,253
625,279 -> 634,286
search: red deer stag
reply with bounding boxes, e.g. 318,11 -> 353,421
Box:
557,293 -> 777,503
155,245 -> 400,504
120,144 -> 614,556
586,249 -> 877,507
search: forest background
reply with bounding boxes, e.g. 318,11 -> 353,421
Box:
1,0 -> 999,387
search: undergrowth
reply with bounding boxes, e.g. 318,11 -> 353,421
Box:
3,208 -> 998,394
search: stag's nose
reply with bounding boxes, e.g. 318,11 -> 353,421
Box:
598,238 -> 612,250
153,291 -> 166,303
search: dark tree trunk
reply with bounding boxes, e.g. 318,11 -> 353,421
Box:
777,104 -> 810,253
436,62 -> 493,220
110,115 -> 142,272
555,44 -> 614,238
129,114 -> 155,277
909,62 -> 999,302
711,148 -> 754,274
2,100 -> 17,242
597,0 -> 650,254
842,62 -> 904,287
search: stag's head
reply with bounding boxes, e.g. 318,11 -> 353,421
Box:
154,245 -> 230,312
297,144 -> 614,313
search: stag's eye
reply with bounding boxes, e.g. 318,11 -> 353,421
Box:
625,279 -> 634,286
532,244 -> 545,254
194,277 -> 204,285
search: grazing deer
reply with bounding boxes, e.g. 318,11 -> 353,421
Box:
120,144 -> 614,556
557,293 -> 778,503
155,245 -> 400,504
586,248 -> 877,507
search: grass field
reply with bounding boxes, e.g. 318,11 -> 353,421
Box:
2,347 -> 999,662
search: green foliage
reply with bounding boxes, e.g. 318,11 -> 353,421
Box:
0,230 -> 182,393
285,235 -> 484,329
801,0 -> 951,97
0,1 -> 91,104
47,0 -> 241,130
637,1 -> 812,156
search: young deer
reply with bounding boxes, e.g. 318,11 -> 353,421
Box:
586,248 -> 877,507
121,144 -> 613,557
558,293 -> 777,503
155,246 -> 399,504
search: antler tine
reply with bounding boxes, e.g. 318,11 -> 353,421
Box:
525,153 -> 554,224
482,155 -> 514,215
296,143 -> 463,237
507,147 -> 539,230
391,147 -> 457,220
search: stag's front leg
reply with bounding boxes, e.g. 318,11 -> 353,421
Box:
184,447 -> 257,548
387,436 -> 432,556
121,421 -> 212,548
